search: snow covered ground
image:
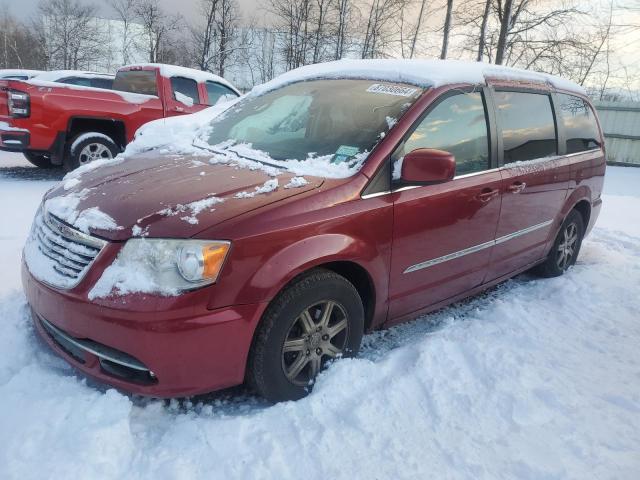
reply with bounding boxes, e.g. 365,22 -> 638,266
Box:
0,152 -> 638,479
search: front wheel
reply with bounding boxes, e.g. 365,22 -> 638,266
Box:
247,269 -> 364,402
64,133 -> 120,172
533,210 -> 585,277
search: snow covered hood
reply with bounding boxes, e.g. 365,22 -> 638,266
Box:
250,59 -> 586,96
43,153 -> 322,241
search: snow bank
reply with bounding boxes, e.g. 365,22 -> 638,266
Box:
250,59 -> 586,96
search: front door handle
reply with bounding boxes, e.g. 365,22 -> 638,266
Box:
507,181 -> 527,193
475,188 -> 499,203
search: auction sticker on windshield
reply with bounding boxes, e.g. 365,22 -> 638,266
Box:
333,145 -> 360,163
366,84 -> 418,97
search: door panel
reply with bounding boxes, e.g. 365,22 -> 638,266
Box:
389,172 -> 502,321
486,90 -> 570,280
487,160 -> 570,280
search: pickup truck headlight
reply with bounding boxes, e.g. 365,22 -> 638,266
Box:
118,239 -> 231,290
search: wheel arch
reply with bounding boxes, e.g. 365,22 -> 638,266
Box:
67,117 -> 127,149
247,234 -> 387,334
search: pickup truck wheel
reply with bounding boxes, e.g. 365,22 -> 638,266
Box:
23,152 -> 53,169
65,133 -> 120,171
533,210 -> 584,278
247,269 -> 365,403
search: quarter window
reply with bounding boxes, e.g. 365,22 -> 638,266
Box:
400,92 -> 490,176
556,93 -> 601,154
494,91 -> 557,163
205,81 -> 239,105
171,77 -> 200,106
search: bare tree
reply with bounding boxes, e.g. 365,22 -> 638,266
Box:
361,0 -> 409,59
1,7 -> 45,69
269,0 -> 314,69
134,0 -> 182,63
108,0 -> 139,65
35,0 -> 107,70
409,0 -> 427,58
440,0 -> 454,58
333,0 -> 352,59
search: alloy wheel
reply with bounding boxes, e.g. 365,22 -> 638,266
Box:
79,143 -> 113,165
281,300 -> 349,386
557,222 -> 579,270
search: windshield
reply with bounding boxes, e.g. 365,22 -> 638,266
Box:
112,70 -> 158,96
205,79 -> 423,168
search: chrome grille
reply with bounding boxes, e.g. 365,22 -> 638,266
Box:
26,211 -> 107,289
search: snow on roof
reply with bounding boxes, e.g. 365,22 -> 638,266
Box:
122,63 -> 239,94
0,69 -> 43,79
33,70 -> 115,82
250,59 -> 586,96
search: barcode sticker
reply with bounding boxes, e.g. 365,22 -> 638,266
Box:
366,84 -> 418,97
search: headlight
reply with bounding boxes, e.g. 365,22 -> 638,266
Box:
118,239 -> 230,291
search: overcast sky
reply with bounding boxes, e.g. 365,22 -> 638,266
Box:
2,0 -> 261,22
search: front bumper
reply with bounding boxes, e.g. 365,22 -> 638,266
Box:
23,261 -> 268,398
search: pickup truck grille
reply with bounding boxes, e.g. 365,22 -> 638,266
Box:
25,211 -> 107,289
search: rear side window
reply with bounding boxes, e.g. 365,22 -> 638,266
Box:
59,77 -> 92,87
113,70 -> 158,96
494,91 -> 557,163
556,94 -> 601,154
171,77 -> 200,105
402,92 -> 490,176
205,81 -> 239,105
91,78 -> 113,90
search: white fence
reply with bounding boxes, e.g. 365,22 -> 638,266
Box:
593,101 -> 640,166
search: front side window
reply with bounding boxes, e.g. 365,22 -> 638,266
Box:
113,70 -> 158,96
206,79 -> 422,166
171,77 -> 200,105
206,81 -> 239,105
556,93 -> 601,154
399,91 -> 490,177
494,91 -> 557,163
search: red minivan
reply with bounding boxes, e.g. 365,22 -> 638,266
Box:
22,60 -> 605,402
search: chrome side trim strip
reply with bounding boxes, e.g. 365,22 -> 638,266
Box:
361,190 -> 391,200
453,167 -> 500,180
403,219 -> 553,274
494,220 -> 553,245
404,239 -> 495,273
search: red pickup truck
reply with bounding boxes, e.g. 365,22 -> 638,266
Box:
0,64 -> 240,170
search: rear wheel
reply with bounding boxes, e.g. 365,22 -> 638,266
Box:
64,133 -> 120,171
23,151 -> 53,169
533,210 -> 584,277
247,269 -> 364,402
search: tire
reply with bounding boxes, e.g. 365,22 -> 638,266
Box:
533,210 -> 585,278
23,151 -> 54,169
64,133 -> 120,172
247,269 -> 365,402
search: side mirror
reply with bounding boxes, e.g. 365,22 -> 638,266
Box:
401,148 -> 456,184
